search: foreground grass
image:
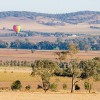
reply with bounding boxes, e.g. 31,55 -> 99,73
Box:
0,66 -> 70,82
0,92 -> 100,100
0,66 -> 100,92
0,71 -> 70,83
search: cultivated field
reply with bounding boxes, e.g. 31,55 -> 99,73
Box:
0,49 -> 100,61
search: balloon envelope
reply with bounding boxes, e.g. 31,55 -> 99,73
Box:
13,25 -> 21,33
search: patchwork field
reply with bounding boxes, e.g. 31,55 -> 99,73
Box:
0,49 -> 100,61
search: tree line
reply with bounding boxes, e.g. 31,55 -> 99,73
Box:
0,60 -> 32,67
0,36 -> 100,50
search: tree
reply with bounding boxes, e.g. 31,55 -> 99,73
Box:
66,59 -> 82,93
55,44 -> 80,93
80,60 -> 100,93
55,51 -> 70,64
31,60 -> 61,93
68,43 -> 79,59
84,45 -> 91,52
93,57 -> 100,62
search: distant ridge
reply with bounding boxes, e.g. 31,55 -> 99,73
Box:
0,11 -> 100,24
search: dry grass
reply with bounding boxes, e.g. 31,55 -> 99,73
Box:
0,49 -> 99,93
0,67 -> 100,92
0,49 -> 99,61
0,92 -> 100,100
0,17 -> 100,33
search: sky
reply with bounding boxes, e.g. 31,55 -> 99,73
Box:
0,0 -> 100,14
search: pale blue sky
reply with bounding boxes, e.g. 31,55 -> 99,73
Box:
0,0 -> 100,13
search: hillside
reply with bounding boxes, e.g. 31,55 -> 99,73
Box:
0,11 -> 100,33
0,11 -> 100,24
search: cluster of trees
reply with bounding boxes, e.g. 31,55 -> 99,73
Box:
30,44 -> 100,93
0,40 -> 8,48
0,60 -> 32,67
0,30 -> 84,37
0,35 -> 100,50
90,26 -> 100,30
10,56 -> 100,92
31,48 -> 100,93
1,43 -> 100,93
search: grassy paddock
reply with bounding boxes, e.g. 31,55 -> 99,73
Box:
0,49 -> 99,62
0,67 -> 100,92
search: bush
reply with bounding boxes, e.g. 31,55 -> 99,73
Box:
50,83 -> 58,91
11,80 -> 22,90
25,85 -> 31,90
84,82 -> 91,90
75,84 -> 80,90
37,85 -> 42,89
62,83 -> 67,90
31,49 -> 35,53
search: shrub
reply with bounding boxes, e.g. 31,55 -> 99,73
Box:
75,84 -> 80,90
50,83 -> 58,91
84,82 -> 91,90
37,85 -> 42,89
25,85 -> 31,90
11,80 -> 22,90
31,49 -> 35,53
62,83 -> 67,90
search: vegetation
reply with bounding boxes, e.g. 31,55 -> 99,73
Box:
0,45 -> 99,93
25,85 -> 31,90
62,83 -> 67,90
11,80 -> 22,91
0,40 -> 8,48
31,60 -> 61,92
84,81 -> 92,93
50,83 -> 58,92
75,84 -> 80,90
0,60 -> 32,67
80,60 -> 100,93
0,11 -> 100,24
0,35 -> 100,50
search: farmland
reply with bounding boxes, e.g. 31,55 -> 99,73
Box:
0,49 -> 100,92
0,49 -> 99,61
0,11 -> 100,100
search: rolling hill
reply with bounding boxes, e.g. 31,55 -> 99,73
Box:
0,11 -> 100,33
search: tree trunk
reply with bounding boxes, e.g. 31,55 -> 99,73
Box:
89,88 -> 91,93
88,79 -> 91,93
71,73 -> 74,93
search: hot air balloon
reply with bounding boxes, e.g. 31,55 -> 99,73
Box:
13,25 -> 21,34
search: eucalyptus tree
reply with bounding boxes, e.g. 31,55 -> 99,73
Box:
31,59 -> 61,92
80,60 -> 100,93
55,44 -> 80,93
